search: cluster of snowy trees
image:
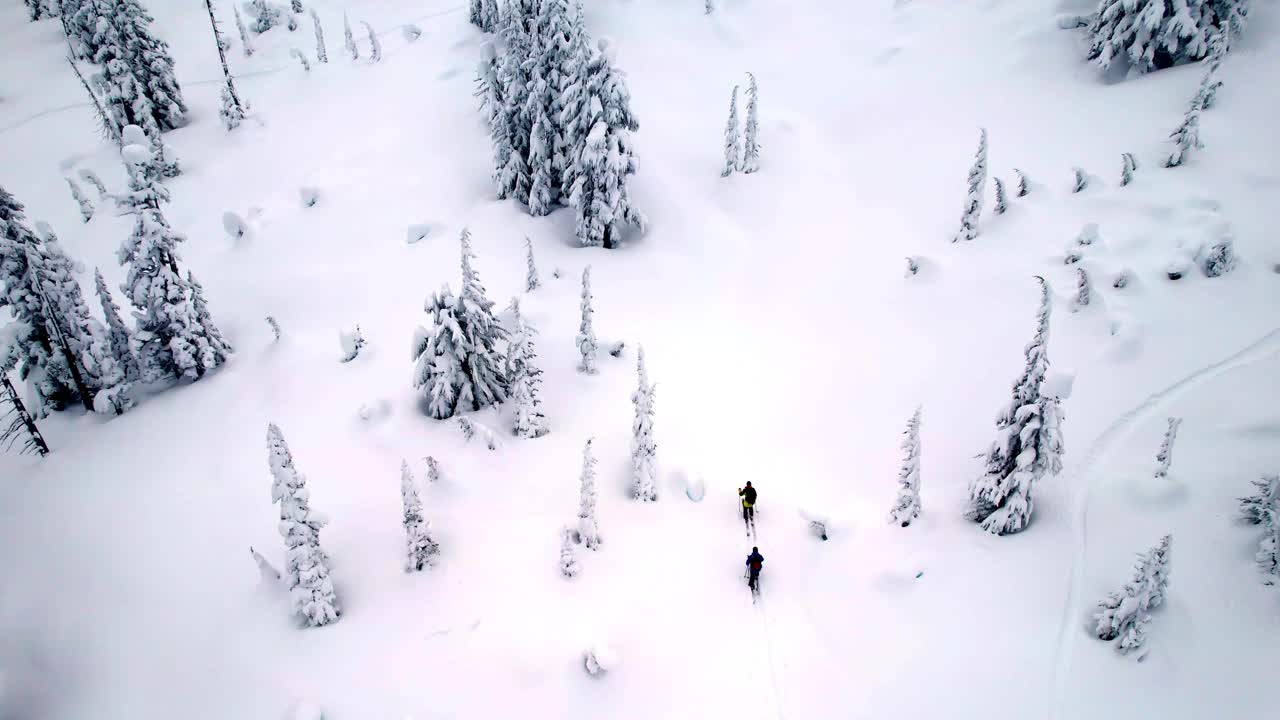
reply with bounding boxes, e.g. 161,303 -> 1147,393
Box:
0,140 -> 229,422
59,0 -> 187,148
887,281 -> 1065,535
720,74 -> 760,177
1084,0 -> 1248,75
476,0 -> 645,248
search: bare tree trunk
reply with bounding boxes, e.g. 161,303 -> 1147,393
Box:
2,377 -> 50,456
203,0 -> 245,113
67,55 -> 122,145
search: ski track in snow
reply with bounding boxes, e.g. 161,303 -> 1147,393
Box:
750,521 -> 787,720
1047,326 -> 1280,719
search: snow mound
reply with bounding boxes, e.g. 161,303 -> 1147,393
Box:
283,700 -> 324,720
222,211 -> 249,240
584,644 -> 617,677
406,224 -> 434,244
121,124 -> 149,147
1043,369 -> 1075,399
121,144 -> 152,166
299,187 -> 320,208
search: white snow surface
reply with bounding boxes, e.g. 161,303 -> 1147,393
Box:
2,1 -> 1279,718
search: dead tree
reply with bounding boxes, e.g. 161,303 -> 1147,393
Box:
2,377 -> 50,456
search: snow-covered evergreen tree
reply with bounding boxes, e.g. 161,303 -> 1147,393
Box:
105,0 -> 187,131
343,12 -> 358,60
309,8 -> 327,62
1014,167 -> 1030,197
411,231 -> 509,419
220,84 -> 246,130
1239,474 -> 1279,525
507,299 -> 548,439
560,526 -> 580,577
116,145 -> 226,383
1153,417 -> 1182,478
556,0 -> 593,199
291,0 -> 302,12
1202,234 -> 1236,277
721,84 -> 740,177
92,10 -> 163,144
265,315 -> 282,342
25,0 -> 46,22
363,21 -> 381,62
966,277 -> 1064,535
78,169 -> 108,198
205,0 -> 248,132
267,423 -> 339,627
1073,267 -> 1091,311
1072,167 -> 1089,193
741,72 -> 760,173
1196,32 -> 1227,110
1094,535 -> 1172,655
1258,508 -> 1279,582
120,123 -> 178,180
992,177 -> 1007,215
888,406 -> 923,527
576,265 -> 597,373
400,460 -> 439,571
705,0 -> 714,14
565,39 -> 645,248
66,177 -> 94,222
493,7 -> 532,204
425,455 -> 442,483
338,325 -> 365,362
577,437 -> 600,549
1086,0 -> 1249,75
290,47 -> 311,71
67,0 -> 107,60
68,57 -> 122,145
0,376 -> 49,457
480,0 -> 499,32
952,128 -> 987,242
234,5 -> 253,55
527,103 -> 557,216
631,346 -> 658,502
251,0 -> 281,33
469,0 -> 484,29
94,268 -> 139,383
525,237 -> 540,292
1166,103 -> 1203,168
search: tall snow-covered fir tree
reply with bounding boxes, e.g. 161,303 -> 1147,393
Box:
94,267 -> 139,383
66,0 -> 107,60
1086,0 -> 1250,75
721,84 -> 740,177
267,423 -> 339,627
250,0 -> 281,33
102,0 -> 187,131
92,7 -> 164,146
411,230 -> 509,419
965,277 -> 1065,535
556,0 -> 594,200
204,0 -> 248,132
0,187 -> 86,413
1094,535 -> 1172,654
1166,103 -> 1203,167
576,265 -> 597,373
524,237 -> 540,292
524,0 -> 575,210
507,299 -> 548,439
631,346 -> 658,502
310,8 -> 327,62
1154,417 -> 1182,478
116,145 -> 228,383
888,406 -> 923,527
577,437 -> 600,549
952,128 -> 988,242
27,224 -> 131,414
186,271 -> 233,369
741,72 -> 760,173
493,4 -> 533,205
400,460 -> 439,571
565,39 -> 645,248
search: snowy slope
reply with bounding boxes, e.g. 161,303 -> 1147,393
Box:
1,0 -> 1278,718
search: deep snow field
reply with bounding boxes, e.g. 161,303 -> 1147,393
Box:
2,0 -> 1279,718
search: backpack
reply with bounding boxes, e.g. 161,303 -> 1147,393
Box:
750,558 -> 762,572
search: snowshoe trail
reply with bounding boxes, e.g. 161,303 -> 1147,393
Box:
1047,326 -> 1280,718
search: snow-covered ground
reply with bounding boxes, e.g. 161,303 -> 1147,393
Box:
2,0 -> 1278,717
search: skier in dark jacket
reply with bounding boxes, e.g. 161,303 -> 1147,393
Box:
745,547 -> 764,591
738,482 -> 757,524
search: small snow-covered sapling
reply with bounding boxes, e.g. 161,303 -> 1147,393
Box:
577,438 -> 601,549
363,21 -> 381,62
291,0 -> 303,12
741,73 -> 760,173
705,0 -> 714,14
299,186 -> 319,207
343,13 -> 358,60
1072,268 -> 1091,311
608,341 -> 625,358
1014,168 -> 1030,197
1153,417 -> 1182,478
0,377 -> 49,457
584,646 -> 616,677
1166,105 -> 1202,168
1202,233 -> 1237,278
310,9 -> 327,62
220,84 -> 246,131
424,455 -> 442,483
560,527 -> 580,578
290,48 -> 311,71
234,6 -> 254,56
1120,152 -> 1138,187
1071,167 -> 1088,193
888,406 -> 923,527
1239,475 -> 1280,525
338,325 -> 366,362
403,24 -> 422,42
1094,535 -> 1171,655
953,128 -> 988,242
249,546 -> 282,584
525,237 -> 540,291
457,417 -> 499,450
1064,249 -> 1083,265
1113,269 -> 1131,289
1166,257 -> 1190,280
1075,223 -> 1100,246
66,177 -> 94,222
251,0 -> 282,33
721,84 -> 740,177
992,177 -> 1007,215
222,211 -> 249,240
577,266 -> 598,373
905,256 -> 920,277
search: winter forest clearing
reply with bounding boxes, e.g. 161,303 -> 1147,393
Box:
1,0 -> 1278,717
